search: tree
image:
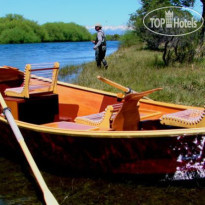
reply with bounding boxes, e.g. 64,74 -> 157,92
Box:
128,0 -> 200,65
0,14 -> 91,44
0,14 -> 48,43
42,22 -> 91,42
200,0 -> 205,45
170,0 -> 195,7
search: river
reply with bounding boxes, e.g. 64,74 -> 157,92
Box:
0,41 -> 119,70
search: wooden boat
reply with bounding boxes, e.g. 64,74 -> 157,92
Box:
0,64 -> 204,176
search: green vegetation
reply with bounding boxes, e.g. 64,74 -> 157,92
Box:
59,0 -> 205,107
0,14 -> 47,43
91,33 -> 120,42
60,44 -> 205,107
120,31 -> 141,47
106,34 -> 120,41
0,14 -> 121,44
1,156 -> 205,205
127,0 -> 202,65
0,14 -> 91,44
42,22 -> 91,42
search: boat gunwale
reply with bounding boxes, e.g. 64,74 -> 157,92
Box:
0,115 -> 205,138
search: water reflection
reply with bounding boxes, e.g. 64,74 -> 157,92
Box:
59,67 -> 83,83
0,199 -> 7,205
172,135 -> 205,180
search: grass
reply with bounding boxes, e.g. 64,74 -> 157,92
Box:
60,45 -> 205,107
1,156 -> 205,205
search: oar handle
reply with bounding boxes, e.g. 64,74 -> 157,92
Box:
97,76 -> 130,93
0,93 -> 7,109
97,76 -> 156,100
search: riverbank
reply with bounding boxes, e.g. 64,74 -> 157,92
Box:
60,45 -> 205,106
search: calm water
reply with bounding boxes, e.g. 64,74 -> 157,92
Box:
0,41 -> 119,70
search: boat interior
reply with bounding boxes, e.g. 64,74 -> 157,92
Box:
0,63 -> 205,132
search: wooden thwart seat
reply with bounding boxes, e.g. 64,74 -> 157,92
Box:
160,108 -> 205,128
75,103 -> 123,130
4,62 -> 59,98
75,88 -> 162,131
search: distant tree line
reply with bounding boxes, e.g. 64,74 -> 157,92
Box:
106,34 -> 120,41
0,14 -> 121,44
91,33 -> 120,42
0,14 -> 92,44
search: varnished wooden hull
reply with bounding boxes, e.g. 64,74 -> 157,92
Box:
0,67 -> 205,175
0,110 -> 204,175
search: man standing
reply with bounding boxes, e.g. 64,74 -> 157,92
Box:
93,24 -> 108,69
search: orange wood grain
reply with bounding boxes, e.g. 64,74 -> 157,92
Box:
57,84 -> 118,121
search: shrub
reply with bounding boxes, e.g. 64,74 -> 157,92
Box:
0,14 -> 91,44
120,31 -> 140,47
42,22 -> 91,42
0,14 -> 46,44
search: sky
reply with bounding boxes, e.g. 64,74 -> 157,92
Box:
0,0 -> 203,31
0,0 -> 140,29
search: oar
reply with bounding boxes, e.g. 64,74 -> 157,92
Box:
97,76 -> 152,100
97,76 -> 130,93
0,93 -> 59,205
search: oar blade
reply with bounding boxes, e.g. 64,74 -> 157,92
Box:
0,93 -> 60,205
44,189 -> 59,205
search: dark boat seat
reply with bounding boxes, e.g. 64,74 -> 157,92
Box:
75,88 -> 162,131
160,108 -> 205,128
4,93 -> 59,124
4,62 -> 59,98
